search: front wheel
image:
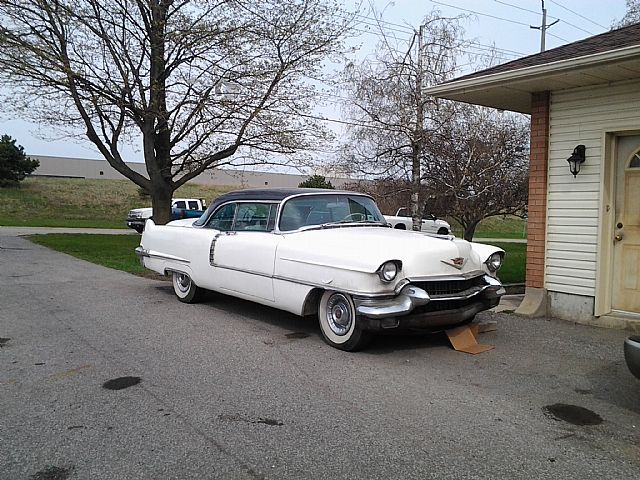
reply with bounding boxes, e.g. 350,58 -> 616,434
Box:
437,227 -> 449,235
172,271 -> 204,303
318,291 -> 370,351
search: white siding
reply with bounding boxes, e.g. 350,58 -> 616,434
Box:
547,80 -> 640,296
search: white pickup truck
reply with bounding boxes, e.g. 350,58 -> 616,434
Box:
126,198 -> 206,233
384,207 -> 451,235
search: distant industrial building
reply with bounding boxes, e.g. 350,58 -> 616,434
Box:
31,155 -> 352,189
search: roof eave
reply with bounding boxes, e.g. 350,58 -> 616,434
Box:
426,44 -> 640,114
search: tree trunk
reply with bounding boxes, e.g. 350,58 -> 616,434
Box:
463,220 -> 480,242
411,148 -> 421,232
150,179 -> 173,225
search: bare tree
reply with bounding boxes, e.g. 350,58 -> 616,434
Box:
613,0 -> 640,28
0,0 -> 354,223
338,12 -> 465,230
337,11 -> 529,240
425,103 -> 529,240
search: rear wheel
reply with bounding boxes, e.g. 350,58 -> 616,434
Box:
394,224 -> 406,230
318,291 -> 370,351
172,271 -> 204,303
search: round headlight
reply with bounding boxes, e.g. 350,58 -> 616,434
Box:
380,261 -> 398,282
486,252 -> 504,272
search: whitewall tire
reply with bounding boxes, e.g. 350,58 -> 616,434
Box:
318,290 -> 369,351
172,271 -> 204,303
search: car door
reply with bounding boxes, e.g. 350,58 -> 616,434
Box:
206,202 -> 280,302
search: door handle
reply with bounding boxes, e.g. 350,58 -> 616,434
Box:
615,233 -> 623,242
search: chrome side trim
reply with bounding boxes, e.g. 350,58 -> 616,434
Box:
209,233 -> 222,266
134,247 -> 190,264
279,256 -> 375,274
208,263 -> 397,298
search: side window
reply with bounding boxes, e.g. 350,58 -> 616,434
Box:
234,203 -> 273,231
173,200 -> 186,209
205,203 -> 236,231
188,200 -> 199,210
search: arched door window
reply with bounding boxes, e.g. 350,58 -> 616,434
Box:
629,148 -> 640,168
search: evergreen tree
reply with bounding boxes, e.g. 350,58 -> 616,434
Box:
0,135 -> 39,186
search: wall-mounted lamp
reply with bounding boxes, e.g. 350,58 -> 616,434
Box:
567,145 -> 586,177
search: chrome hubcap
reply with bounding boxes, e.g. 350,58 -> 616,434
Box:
175,273 -> 191,293
326,293 -> 353,336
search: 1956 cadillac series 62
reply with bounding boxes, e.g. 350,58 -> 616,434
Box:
136,188 -> 505,351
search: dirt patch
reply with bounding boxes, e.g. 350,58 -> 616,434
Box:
543,403 -> 603,426
0,337 -> 11,347
285,332 -> 309,340
218,413 -> 284,426
102,376 -> 141,390
30,465 -> 74,480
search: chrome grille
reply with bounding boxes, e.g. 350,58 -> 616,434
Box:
413,276 -> 486,297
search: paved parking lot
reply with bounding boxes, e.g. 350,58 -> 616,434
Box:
1,232 -> 639,479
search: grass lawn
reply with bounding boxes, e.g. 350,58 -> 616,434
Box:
29,233 -> 156,278
448,215 -> 528,240
28,234 -> 526,284
0,177 -> 233,228
491,242 -> 526,285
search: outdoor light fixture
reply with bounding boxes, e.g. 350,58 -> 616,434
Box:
567,144 -> 586,177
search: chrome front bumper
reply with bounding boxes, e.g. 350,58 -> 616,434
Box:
354,275 -> 505,330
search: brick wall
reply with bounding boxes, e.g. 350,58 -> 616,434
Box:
526,92 -> 550,289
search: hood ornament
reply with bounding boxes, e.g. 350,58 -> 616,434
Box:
441,257 -> 466,270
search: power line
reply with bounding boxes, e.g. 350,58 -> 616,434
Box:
347,13 -> 527,59
428,0 -> 532,27
548,0 -> 608,29
547,31 -> 571,43
494,0 -> 595,35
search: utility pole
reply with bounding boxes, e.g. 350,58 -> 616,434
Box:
411,24 -> 425,232
530,0 -> 559,52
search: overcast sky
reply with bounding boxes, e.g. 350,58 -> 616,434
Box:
0,0 -> 627,163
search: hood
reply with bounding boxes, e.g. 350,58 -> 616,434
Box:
277,226 -> 491,278
129,207 -> 152,215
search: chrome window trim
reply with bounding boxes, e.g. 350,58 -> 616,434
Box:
197,200 -> 281,231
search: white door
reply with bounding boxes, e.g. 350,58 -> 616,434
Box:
612,135 -> 640,313
208,202 -> 279,302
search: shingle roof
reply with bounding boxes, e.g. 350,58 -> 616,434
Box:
446,22 -> 640,84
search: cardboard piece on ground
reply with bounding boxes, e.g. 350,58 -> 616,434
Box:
446,325 -> 494,355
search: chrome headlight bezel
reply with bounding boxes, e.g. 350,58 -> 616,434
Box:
377,260 -> 402,282
485,252 -> 504,273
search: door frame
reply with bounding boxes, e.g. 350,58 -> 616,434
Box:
595,129 -> 640,317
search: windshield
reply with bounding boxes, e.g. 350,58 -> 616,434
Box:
278,194 -> 385,232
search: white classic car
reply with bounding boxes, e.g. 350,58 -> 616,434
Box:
136,189 -> 505,351
384,207 -> 451,235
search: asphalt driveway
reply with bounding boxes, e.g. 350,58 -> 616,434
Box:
1,232 -> 639,479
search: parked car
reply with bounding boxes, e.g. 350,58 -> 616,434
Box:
624,336 -> 640,379
135,189 -> 505,351
384,207 -> 451,235
127,198 -> 206,233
